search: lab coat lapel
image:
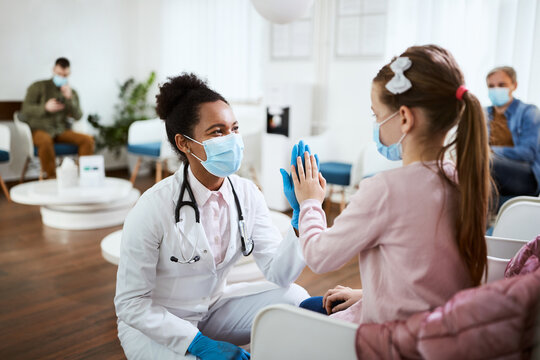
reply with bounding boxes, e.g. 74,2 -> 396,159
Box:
218,178 -> 250,268
176,172 -> 215,272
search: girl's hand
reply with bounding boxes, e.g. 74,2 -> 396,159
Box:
291,152 -> 326,204
322,286 -> 363,314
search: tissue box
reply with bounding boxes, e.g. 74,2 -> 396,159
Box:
57,158 -> 79,190
79,155 -> 105,187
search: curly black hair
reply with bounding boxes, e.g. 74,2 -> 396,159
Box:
156,73 -> 228,161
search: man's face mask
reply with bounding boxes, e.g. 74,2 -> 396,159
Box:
53,75 -> 68,87
488,87 -> 510,107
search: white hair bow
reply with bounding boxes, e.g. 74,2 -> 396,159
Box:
385,56 -> 412,94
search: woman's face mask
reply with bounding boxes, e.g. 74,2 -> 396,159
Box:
184,133 -> 244,177
372,111 -> 407,161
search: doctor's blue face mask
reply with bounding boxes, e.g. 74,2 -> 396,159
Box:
372,111 -> 407,161
183,132 -> 244,177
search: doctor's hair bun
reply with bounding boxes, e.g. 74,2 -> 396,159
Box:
155,73 -> 228,161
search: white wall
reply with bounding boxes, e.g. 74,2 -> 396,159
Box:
262,0 -> 540,165
262,1 -> 385,164
0,0 -> 139,124
0,0 -> 143,180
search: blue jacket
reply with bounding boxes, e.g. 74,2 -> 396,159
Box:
486,98 -> 540,194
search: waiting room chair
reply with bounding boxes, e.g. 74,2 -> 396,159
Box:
485,255 -> 509,283
252,238 -> 540,359
13,111 -> 78,181
0,124 -> 12,201
486,235 -> 528,260
127,118 -> 173,184
492,200 -> 540,240
251,304 -> 358,360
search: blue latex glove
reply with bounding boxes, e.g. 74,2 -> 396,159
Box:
280,140 -> 319,229
188,332 -> 250,360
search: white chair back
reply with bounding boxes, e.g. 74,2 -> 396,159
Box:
128,118 -> 165,145
0,124 -> 10,154
12,111 -> 34,159
485,256 -> 509,284
251,304 -> 358,360
492,201 -> 540,240
496,195 -> 540,223
486,235 -> 527,260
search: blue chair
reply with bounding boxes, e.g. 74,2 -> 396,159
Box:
319,161 -> 352,212
13,111 -> 78,181
0,124 -> 12,201
127,119 -> 170,184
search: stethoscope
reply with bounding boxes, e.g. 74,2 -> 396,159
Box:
170,164 -> 254,264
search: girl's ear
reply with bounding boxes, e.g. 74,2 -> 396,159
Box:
175,134 -> 190,153
399,105 -> 415,134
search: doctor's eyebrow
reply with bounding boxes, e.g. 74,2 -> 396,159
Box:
205,121 -> 239,132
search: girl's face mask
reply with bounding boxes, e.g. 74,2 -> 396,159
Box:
372,111 -> 407,161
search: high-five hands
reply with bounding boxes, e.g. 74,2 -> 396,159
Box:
291,151 -> 326,204
280,140 -> 319,229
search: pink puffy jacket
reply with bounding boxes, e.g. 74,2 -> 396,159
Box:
355,235 -> 540,359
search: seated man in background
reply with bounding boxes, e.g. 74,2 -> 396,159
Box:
485,66 -> 540,197
21,57 -> 94,178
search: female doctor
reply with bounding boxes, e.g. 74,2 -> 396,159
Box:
114,73 -> 309,360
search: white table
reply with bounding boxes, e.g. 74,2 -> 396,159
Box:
101,211 -> 293,284
10,177 -> 140,230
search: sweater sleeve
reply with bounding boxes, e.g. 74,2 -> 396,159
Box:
65,89 -> 83,120
21,82 -> 46,120
491,106 -> 540,162
298,176 -> 390,274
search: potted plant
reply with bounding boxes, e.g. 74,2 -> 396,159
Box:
88,71 -> 157,157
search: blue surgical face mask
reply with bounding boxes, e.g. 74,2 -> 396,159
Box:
488,87 -> 510,107
372,111 -> 407,161
52,75 -> 68,87
184,133 -> 244,177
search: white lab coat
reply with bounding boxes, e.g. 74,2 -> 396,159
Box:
114,166 -> 306,356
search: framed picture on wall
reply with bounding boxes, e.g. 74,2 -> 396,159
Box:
335,0 -> 388,58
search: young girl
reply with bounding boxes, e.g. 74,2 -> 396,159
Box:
291,45 -> 492,324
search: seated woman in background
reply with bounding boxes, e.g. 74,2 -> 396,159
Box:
288,44 -> 493,323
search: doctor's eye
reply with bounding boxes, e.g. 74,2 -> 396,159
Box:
233,125 -> 240,132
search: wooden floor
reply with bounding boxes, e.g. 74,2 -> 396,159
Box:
0,170 -> 361,359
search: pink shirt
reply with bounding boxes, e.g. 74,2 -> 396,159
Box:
188,168 -> 231,265
299,161 -> 472,324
